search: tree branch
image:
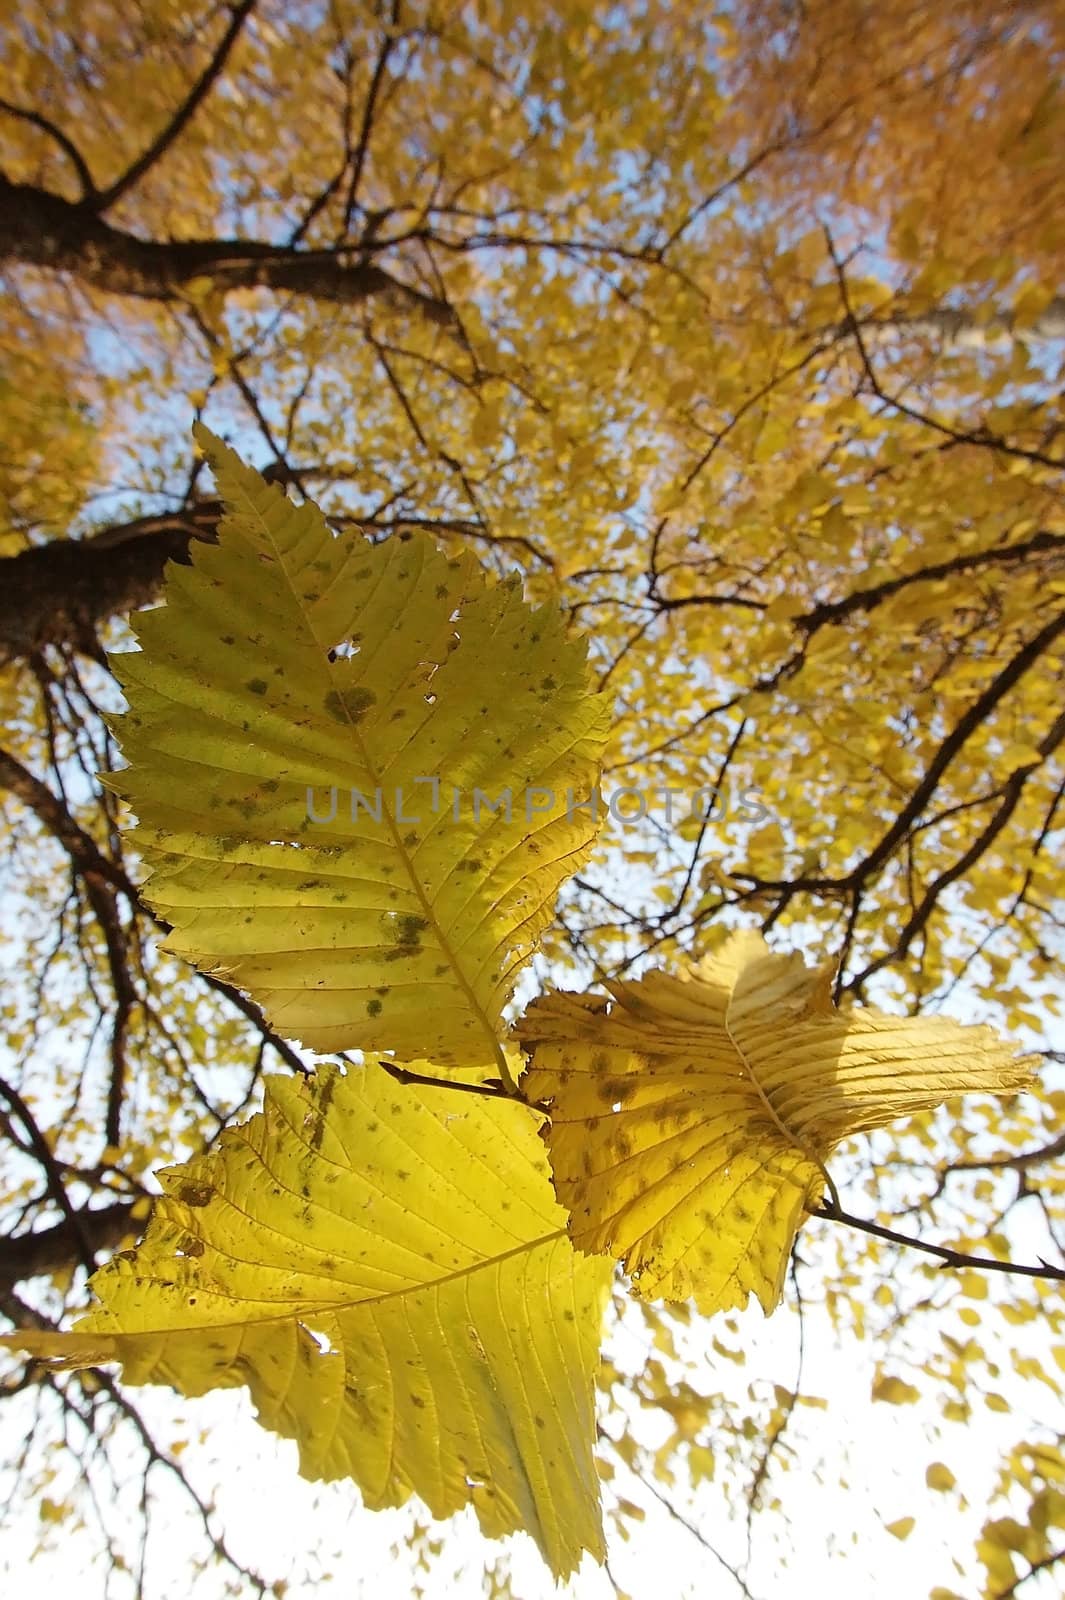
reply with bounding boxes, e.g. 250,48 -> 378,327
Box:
0,746 -> 134,893
94,0 -> 259,213
0,504 -> 219,663
0,98 -> 97,198
992,1545 -> 1065,1599
848,705 -> 1065,989
797,529 -> 1065,638
825,228 -> 1064,472
0,176 -> 455,322
834,296 -> 1065,351
0,490 -> 550,662
342,0 -> 401,234
0,1079 -> 100,1275
947,1129 -> 1065,1177
0,1203 -> 138,1294
815,1197 -> 1065,1283
0,743 -> 310,1083
733,607 -> 1065,898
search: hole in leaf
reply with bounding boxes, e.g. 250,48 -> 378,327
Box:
301,1325 -> 334,1355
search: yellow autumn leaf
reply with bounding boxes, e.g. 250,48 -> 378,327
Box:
1000,742 -> 1043,771
926,1462 -> 957,1492
872,1374 -> 921,1406
885,1516 -> 916,1541
764,595 -> 804,623
0,1063 -> 611,1578
471,401 -> 503,449
105,427 -> 609,1072
518,930 -> 1031,1314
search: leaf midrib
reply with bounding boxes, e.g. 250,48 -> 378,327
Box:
722,987 -> 832,1187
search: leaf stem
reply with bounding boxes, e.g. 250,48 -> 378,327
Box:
493,1040 -> 520,1096
371,1057 -> 521,1104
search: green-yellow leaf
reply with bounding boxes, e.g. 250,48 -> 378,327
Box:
0,1063 -> 611,1577
105,426 -> 610,1070
518,930 -> 1031,1315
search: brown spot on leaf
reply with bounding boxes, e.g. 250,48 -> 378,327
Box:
324,686 -> 376,724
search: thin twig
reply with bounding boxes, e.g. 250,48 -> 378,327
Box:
816,1198 -> 1065,1283
95,0 -> 259,212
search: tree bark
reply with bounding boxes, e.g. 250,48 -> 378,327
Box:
0,505 -> 220,661
842,297 -> 1065,349
0,176 -> 455,323
0,1202 -> 138,1293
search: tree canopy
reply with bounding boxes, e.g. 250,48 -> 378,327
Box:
1,3 -> 1063,1597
